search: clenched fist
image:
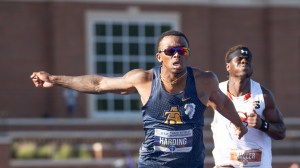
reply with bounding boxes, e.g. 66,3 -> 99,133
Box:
30,71 -> 54,88
247,110 -> 262,129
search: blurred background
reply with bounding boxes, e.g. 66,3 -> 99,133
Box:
0,0 -> 299,168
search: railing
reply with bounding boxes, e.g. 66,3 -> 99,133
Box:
0,117 -> 299,168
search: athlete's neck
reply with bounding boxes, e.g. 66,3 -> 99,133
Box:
227,77 -> 251,97
160,67 -> 187,94
160,68 -> 187,85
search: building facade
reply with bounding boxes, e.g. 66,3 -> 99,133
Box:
0,0 -> 299,120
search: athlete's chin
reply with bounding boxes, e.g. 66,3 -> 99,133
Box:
238,73 -> 252,79
172,64 -> 185,73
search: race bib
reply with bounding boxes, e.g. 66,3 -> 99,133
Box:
230,149 -> 262,167
153,129 -> 193,153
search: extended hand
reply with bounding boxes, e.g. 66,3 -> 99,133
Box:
30,71 -> 54,88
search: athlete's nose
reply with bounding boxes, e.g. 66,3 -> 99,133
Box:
172,52 -> 181,58
241,58 -> 248,65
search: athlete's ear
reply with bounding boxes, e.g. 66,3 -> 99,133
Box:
226,63 -> 230,72
156,53 -> 162,63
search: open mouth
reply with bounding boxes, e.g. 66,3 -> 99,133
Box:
172,61 -> 182,69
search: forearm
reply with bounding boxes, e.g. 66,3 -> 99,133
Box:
260,87 -> 286,140
217,98 -> 244,127
263,121 -> 286,140
216,99 -> 248,139
50,75 -> 102,93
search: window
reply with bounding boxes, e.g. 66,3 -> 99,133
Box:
86,9 -> 180,119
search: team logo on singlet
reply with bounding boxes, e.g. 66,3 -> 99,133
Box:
184,103 -> 196,119
164,106 -> 183,125
253,101 -> 260,109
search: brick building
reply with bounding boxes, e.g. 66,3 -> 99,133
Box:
0,0 -> 299,119
0,0 -> 299,167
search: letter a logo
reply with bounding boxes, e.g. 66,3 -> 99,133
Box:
164,106 -> 183,125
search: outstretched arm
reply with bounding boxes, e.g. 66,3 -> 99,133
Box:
206,72 -> 248,139
30,69 -> 144,94
247,87 -> 286,140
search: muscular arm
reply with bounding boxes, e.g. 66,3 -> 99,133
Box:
248,87 -> 286,140
30,69 -> 149,95
204,71 -> 247,139
51,74 -> 138,94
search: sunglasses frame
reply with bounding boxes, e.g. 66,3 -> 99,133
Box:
158,47 -> 190,57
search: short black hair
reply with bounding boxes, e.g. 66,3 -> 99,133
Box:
156,30 -> 189,51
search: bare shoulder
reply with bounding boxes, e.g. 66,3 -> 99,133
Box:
260,85 -> 276,106
190,67 -> 219,85
261,85 -> 273,97
190,67 -> 220,105
125,69 -> 153,103
124,69 -> 153,84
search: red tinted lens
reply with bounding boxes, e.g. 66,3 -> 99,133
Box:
177,47 -> 189,56
164,47 -> 189,56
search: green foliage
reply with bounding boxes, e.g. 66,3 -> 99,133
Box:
36,143 -> 56,159
77,144 -> 92,160
52,143 -> 73,160
15,142 -> 37,159
12,141 -> 93,160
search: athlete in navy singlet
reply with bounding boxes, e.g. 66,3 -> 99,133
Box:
139,66 -> 206,167
31,30 -> 248,168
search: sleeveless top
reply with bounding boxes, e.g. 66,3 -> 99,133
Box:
138,66 -> 207,168
211,79 -> 272,168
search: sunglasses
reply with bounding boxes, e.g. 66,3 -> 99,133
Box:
158,47 -> 190,56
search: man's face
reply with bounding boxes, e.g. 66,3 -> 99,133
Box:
156,35 -> 189,74
226,55 -> 253,79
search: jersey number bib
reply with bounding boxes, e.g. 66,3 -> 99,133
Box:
154,129 -> 193,153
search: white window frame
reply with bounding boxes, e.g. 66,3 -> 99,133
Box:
85,8 -> 180,121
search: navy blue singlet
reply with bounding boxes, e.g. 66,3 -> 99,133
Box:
138,66 -> 207,168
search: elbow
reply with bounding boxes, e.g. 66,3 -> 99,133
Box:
273,133 -> 285,140
273,128 -> 286,140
